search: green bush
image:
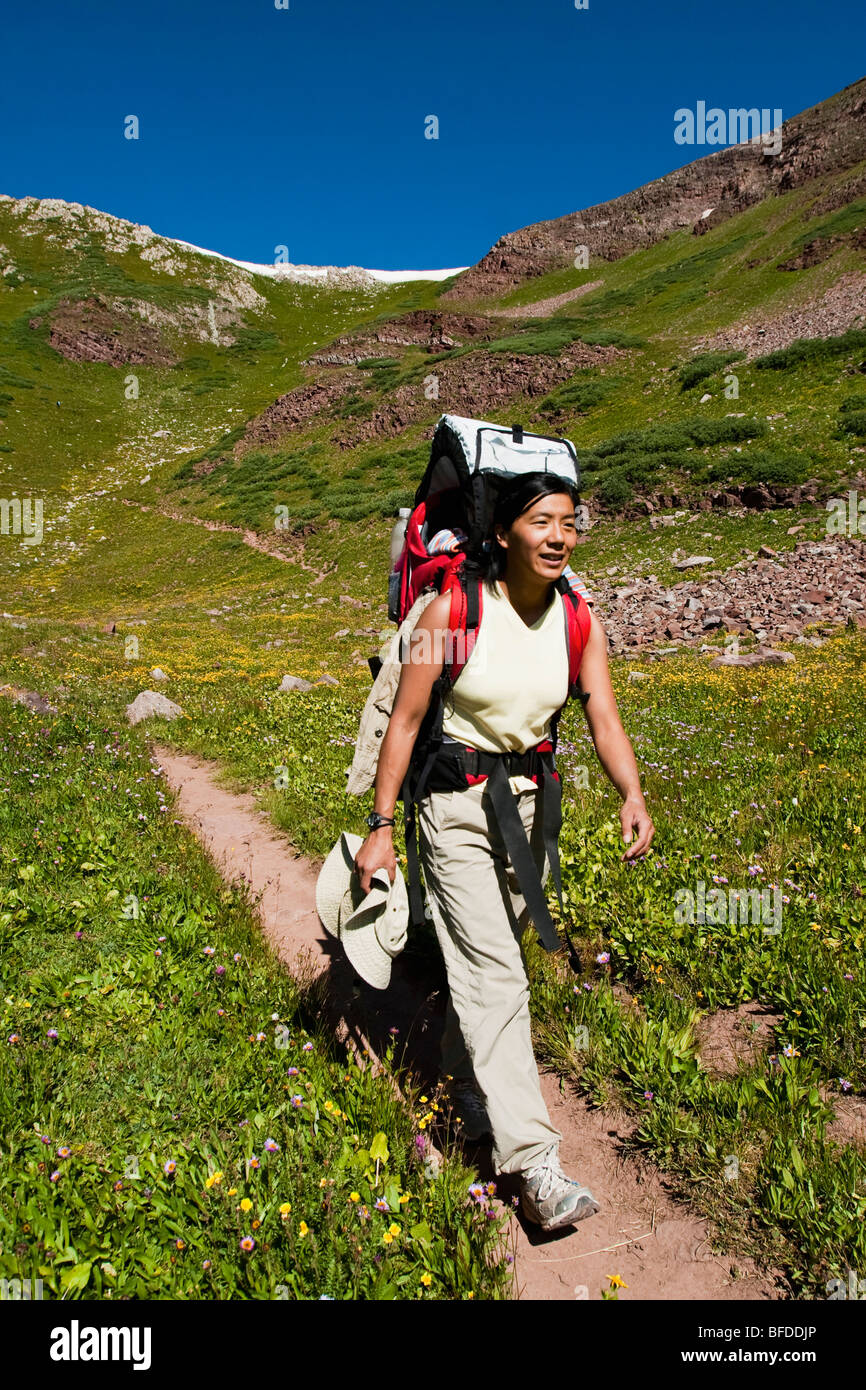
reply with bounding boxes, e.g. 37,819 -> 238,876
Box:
677,350 -> 744,390
753,329 -> 866,371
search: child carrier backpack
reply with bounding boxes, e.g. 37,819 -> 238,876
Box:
359,412 -> 592,968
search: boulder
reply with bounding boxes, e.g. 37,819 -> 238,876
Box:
673,555 -> 715,570
279,674 -> 314,693
126,691 -> 183,725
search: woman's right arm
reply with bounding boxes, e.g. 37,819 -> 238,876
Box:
353,592 -> 453,894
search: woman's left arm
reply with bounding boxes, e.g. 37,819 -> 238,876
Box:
576,609 -> 656,861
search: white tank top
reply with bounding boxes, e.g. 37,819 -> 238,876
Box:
441,579 -> 568,793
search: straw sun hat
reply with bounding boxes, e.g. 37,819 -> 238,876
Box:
315,832 -> 409,989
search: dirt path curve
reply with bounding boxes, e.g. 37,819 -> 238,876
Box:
119,497 -> 332,581
154,743 -> 784,1302
490,281 -> 604,319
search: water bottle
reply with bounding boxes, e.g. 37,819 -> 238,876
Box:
390,508 -> 411,568
388,508 -> 412,621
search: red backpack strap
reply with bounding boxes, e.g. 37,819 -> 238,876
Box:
559,585 -> 592,699
441,565 -> 482,686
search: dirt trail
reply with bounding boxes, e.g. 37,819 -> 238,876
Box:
119,497 -> 332,581
489,281 -> 605,319
153,743 -> 783,1301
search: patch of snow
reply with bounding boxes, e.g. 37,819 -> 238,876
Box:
165,235 -> 467,285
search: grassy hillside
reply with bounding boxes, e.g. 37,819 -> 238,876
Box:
1,113 -> 865,1299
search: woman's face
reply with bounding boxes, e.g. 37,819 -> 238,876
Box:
495,492 -> 578,583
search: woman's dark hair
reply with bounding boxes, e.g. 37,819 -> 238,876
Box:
466,472 -> 580,591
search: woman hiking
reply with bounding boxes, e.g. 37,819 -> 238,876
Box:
353,471 -> 655,1231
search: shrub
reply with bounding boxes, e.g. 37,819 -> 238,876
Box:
677,350 -> 744,391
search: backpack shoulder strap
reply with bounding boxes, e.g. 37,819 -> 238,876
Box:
557,580 -> 592,703
444,566 -> 482,686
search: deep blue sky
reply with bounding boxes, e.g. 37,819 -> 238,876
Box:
1,1 -> 861,270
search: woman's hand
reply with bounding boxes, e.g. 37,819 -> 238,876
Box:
354,828 -> 397,895
620,797 -> 655,861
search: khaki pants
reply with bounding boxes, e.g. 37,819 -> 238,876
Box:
416,778 -> 562,1174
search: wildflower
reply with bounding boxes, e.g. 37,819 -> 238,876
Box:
40,1135 -> 50,1144
399,1193 -> 410,1206
205,1171 -> 223,1189
252,1219 -> 261,1230
216,1008 -> 225,1017
228,1188 -> 238,1196
49,1170 -> 60,1182
359,1205 -> 370,1220
158,936 -> 166,943
255,1032 -> 266,1042
203,946 -> 215,957
113,1180 -> 123,1191
844,973 -> 854,981
215,965 -> 226,977
264,1138 -> 279,1153
389,1027 -> 399,1036
175,1238 -> 185,1250
154,949 -> 162,958
302,1041 -> 313,1052
279,1202 -> 292,1218
607,1274 -> 628,1289
644,1091 -> 654,1101
382,1232 -> 394,1245
299,1221 -> 309,1238
8,1034 -> 20,1045
74,930 -> 83,939
596,952 -> 610,965
349,1192 -> 360,1203
233,953 -> 241,963
240,1198 -> 252,1212
290,1095 -> 303,1108
782,1044 -> 800,1058
375,1198 -> 389,1212
287,1067 -> 300,1077
840,1078 -> 852,1092
240,1236 -> 255,1252
420,1272 -> 432,1287
202,1259 -> 212,1270
388,1222 -> 400,1237
250,1156 -> 261,1170
57,1145 -> 71,1159
163,1159 -> 176,1176
485,1182 -> 496,1196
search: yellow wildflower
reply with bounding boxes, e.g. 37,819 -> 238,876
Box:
382,1232 -> 394,1245
299,1221 -> 309,1237
420,1273 -> 432,1287
279,1202 -> 292,1218
349,1192 -> 361,1203
388,1223 -> 400,1237
239,1198 -> 252,1213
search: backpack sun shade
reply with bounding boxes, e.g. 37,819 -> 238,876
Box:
375,413 -> 592,970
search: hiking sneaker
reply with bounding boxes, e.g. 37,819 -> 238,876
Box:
520,1145 -> 601,1231
447,1079 -> 492,1142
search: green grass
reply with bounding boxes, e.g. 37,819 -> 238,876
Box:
0,677 -> 510,1301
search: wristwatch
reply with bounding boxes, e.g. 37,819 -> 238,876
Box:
366,811 -> 396,831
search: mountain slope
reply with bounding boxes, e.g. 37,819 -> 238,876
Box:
441,76 -> 866,303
